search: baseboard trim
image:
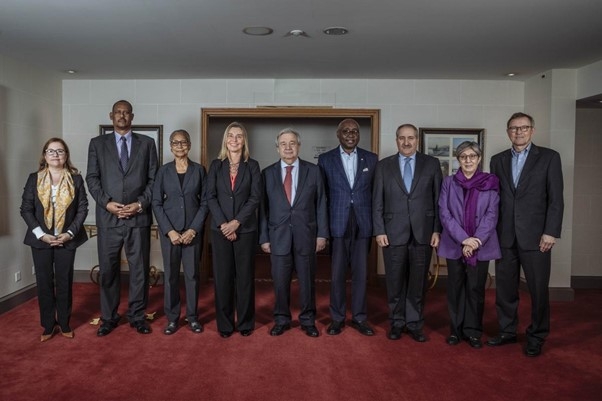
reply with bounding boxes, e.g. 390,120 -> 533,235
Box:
0,284 -> 37,315
571,276 -> 602,289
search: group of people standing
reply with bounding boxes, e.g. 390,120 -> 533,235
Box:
20,100 -> 563,358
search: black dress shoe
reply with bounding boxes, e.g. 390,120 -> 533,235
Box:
130,320 -> 152,334
270,324 -> 291,336
486,334 -> 517,347
239,329 -> 253,337
446,335 -> 460,345
301,325 -> 319,337
408,330 -> 427,342
164,322 -> 178,335
525,342 -> 542,357
467,336 -> 483,349
351,320 -> 375,336
387,326 -> 403,340
219,331 -> 233,338
97,322 -> 115,337
189,322 -> 203,334
327,321 -> 345,335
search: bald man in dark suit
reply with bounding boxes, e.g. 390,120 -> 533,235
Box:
86,100 -> 158,336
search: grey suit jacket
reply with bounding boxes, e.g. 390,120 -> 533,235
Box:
152,159 -> 208,236
259,158 -> 329,256
372,152 -> 443,245
86,132 -> 158,228
490,143 -> 564,250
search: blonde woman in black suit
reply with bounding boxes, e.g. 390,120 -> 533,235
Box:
20,138 -> 89,342
206,122 -> 262,337
152,130 -> 208,335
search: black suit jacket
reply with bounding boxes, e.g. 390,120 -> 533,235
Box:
20,172 -> 89,250
490,143 -> 564,250
372,152 -> 442,245
152,159 -> 208,236
86,132 -> 158,228
259,159 -> 329,256
206,158 -> 262,234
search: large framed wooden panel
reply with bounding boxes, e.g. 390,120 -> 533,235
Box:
200,107 -> 380,284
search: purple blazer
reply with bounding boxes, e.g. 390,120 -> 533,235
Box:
437,174 -> 501,261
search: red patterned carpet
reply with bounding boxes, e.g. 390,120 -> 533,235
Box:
1,281 -> 601,401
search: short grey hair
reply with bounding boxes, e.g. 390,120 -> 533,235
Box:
455,141 -> 482,159
275,128 -> 301,146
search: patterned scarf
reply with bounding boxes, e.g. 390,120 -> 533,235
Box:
37,169 -> 75,234
453,169 -> 499,266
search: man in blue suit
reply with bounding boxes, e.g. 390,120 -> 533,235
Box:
259,128 -> 329,338
318,119 -> 378,336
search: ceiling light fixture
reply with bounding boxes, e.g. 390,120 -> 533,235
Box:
242,27 -> 273,36
506,73 -> 516,77
285,29 -> 309,38
323,26 -> 348,35
66,70 -> 77,74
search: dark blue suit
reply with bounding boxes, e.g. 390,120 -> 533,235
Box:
259,159 -> 329,326
152,160 -> 208,323
318,146 -> 377,323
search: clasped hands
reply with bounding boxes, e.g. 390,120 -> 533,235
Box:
168,229 -> 197,245
260,238 -> 327,254
220,220 -> 240,242
461,237 -> 482,257
107,201 -> 139,219
41,233 -> 71,247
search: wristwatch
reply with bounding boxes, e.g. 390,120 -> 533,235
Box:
137,202 -> 143,213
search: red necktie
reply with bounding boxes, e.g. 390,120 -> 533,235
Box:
284,165 -> 293,205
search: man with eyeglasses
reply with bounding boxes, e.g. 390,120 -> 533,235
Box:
318,119 -> 378,336
86,100 -> 159,337
488,112 -> 564,357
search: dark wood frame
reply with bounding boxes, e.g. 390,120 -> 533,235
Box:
418,127 -> 485,176
99,125 -> 164,165
200,107 -> 381,284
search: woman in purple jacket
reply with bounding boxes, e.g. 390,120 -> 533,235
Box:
438,141 -> 500,349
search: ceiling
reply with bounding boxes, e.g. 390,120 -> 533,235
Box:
1,0 -> 601,85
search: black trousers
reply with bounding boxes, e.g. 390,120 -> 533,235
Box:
97,226 -> 151,323
330,207 -> 370,323
159,233 -> 202,323
495,242 -> 551,344
382,235 -> 431,331
31,246 -> 76,332
211,230 -> 256,333
446,258 -> 489,338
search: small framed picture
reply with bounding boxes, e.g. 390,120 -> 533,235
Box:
419,128 -> 484,175
99,125 -> 163,165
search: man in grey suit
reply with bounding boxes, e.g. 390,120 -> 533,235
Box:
373,123 -> 442,342
259,128 -> 329,338
487,112 -> 564,357
86,100 -> 158,336
318,119 -> 378,336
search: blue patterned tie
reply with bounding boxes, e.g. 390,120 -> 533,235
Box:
120,136 -> 129,173
403,157 -> 412,192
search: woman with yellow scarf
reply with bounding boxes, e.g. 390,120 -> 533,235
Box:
20,138 -> 88,342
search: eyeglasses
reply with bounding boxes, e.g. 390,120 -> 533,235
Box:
458,154 -> 479,162
507,125 -> 532,134
340,128 -> 359,136
170,140 -> 189,147
45,149 -> 66,156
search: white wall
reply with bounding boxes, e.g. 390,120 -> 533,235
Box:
63,78 -> 524,276
0,54 -> 63,299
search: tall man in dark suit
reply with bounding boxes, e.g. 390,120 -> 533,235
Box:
259,128 -> 329,338
318,119 -> 378,336
487,112 -> 564,357
373,123 -> 442,342
86,100 -> 158,336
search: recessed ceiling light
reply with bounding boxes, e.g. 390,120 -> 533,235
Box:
506,73 -> 516,77
323,26 -> 348,35
65,70 -> 77,74
242,27 -> 273,36
285,29 -> 309,37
